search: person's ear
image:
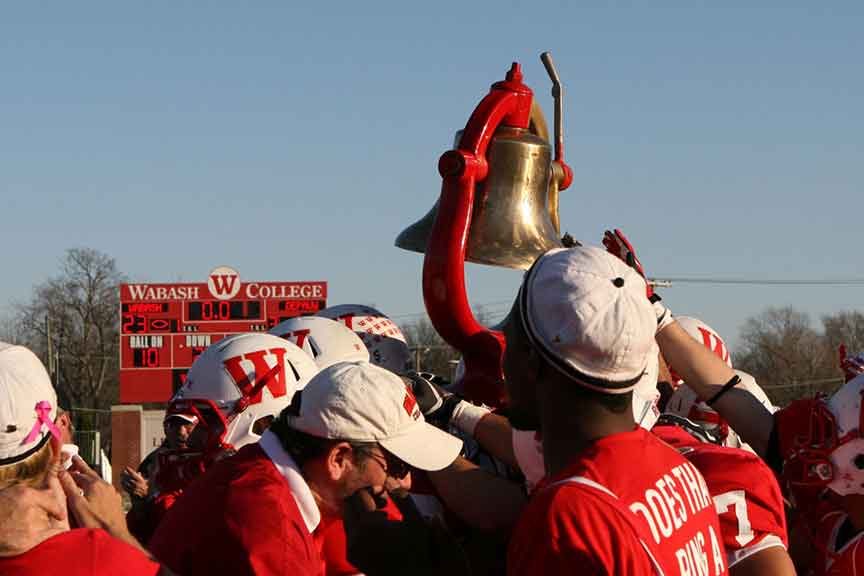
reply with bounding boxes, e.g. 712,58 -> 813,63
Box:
56,411 -> 71,429
324,442 -> 356,481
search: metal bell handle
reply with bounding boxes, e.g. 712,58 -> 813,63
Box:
540,52 -> 573,233
540,52 -> 564,164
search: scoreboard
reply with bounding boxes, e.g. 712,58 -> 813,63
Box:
119,266 -> 326,403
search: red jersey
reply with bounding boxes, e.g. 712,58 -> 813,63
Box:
150,432 -> 323,576
0,529 -> 160,575
508,427 -> 729,576
654,424 -> 789,568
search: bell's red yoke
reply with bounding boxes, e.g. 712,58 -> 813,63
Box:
423,63 -> 571,407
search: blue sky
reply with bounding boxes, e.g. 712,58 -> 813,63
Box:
1,1 -> 861,350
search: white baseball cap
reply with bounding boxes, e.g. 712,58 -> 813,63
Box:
0,343 -> 61,463
518,246 -> 657,393
285,361 -> 462,471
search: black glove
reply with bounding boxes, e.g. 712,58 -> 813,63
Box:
343,488 -> 471,576
405,372 -> 463,430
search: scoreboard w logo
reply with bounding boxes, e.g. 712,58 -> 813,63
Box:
223,348 -> 293,406
208,266 -> 241,300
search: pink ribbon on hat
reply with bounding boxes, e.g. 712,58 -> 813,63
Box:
22,400 -> 62,445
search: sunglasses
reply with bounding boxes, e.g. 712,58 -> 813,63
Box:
363,447 -> 410,480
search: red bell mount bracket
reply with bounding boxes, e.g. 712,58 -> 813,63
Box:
422,55 -> 572,407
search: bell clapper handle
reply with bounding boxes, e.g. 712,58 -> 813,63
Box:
540,52 -> 573,237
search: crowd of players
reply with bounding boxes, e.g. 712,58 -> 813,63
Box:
1,229 -> 864,575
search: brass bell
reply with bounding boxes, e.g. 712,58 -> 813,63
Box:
395,100 -> 567,270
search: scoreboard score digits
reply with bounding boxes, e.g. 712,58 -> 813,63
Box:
119,267 -> 326,403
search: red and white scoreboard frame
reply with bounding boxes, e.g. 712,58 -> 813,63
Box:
119,266 -> 327,403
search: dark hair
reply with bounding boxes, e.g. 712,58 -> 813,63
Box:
564,376 -> 634,414
532,352 -> 633,413
269,411 -> 376,468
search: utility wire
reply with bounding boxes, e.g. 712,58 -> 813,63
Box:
651,277 -> 864,286
388,277 -> 864,323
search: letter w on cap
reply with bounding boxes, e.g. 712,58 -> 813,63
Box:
403,385 -> 420,420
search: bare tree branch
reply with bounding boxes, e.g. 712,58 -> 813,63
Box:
13,248 -> 125,453
735,307 -> 851,405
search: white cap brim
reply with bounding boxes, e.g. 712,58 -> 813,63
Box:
167,414 -> 198,424
379,421 -> 462,472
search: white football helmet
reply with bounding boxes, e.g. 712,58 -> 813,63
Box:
666,369 -> 775,449
317,304 -> 412,374
825,374 -> 864,496
269,316 -> 369,369
664,316 -> 775,449
171,333 -> 318,451
671,316 -> 733,380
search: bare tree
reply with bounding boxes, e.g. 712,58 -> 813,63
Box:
15,248 -> 124,450
402,316 -> 458,378
0,314 -> 24,344
734,307 -> 838,405
401,305 -> 499,380
822,311 -> 864,360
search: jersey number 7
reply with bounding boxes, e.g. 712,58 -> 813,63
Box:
713,490 -> 754,547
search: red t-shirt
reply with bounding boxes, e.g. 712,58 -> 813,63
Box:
508,428 -> 729,576
653,424 -> 788,567
0,529 -> 160,575
149,443 -> 323,576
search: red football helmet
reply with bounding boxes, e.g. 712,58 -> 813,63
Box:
840,344 -> 864,383
780,398 -> 838,489
781,374 -> 864,496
